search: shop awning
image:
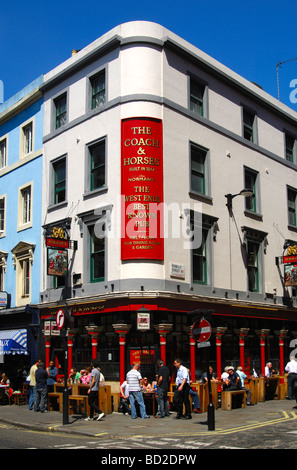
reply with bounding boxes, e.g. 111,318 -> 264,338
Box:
0,329 -> 28,355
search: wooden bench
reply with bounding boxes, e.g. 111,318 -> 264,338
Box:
48,392 -> 63,412
221,390 -> 246,411
69,395 -> 88,416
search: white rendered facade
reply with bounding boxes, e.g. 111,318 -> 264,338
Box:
39,22 -> 297,379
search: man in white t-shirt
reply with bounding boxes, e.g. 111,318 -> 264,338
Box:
285,356 -> 297,400
120,380 -> 130,414
126,363 -> 149,419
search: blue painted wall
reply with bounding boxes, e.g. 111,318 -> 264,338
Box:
0,76 -> 43,307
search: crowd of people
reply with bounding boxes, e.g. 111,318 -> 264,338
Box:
1,355 -> 297,421
119,356 -> 297,419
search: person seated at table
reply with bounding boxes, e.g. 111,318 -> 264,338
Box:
68,368 -> 80,383
236,366 -> 253,405
0,373 -> 10,385
201,366 -> 217,384
141,377 -> 152,392
265,362 -> 275,377
221,366 -> 230,383
80,366 -> 92,385
222,366 -> 242,391
0,373 -> 13,402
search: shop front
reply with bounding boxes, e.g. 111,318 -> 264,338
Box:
0,304 -> 40,389
39,293 -> 297,386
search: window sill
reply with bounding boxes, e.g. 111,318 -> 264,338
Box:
83,186 -> 108,199
189,191 -> 212,204
288,224 -> 297,233
47,201 -> 68,212
244,210 -> 263,221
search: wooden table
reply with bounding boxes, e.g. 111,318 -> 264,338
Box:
257,376 -> 280,402
244,377 -> 259,405
53,383 -> 112,415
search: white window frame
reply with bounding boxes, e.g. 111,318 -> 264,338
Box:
17,182 -> 33,231
11,242 -> 35,307
20,119 -> 34,158
0,251 -> 8,292
0,136 -> 8,169
0,194 -> 6,237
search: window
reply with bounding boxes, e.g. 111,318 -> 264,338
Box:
54,94 -> 67,129
247,241 -> 259,292
21,259 -> 30,297
288,187 -> 297,227
190,143 -> 208,196
0,252 -> 7,292
244,167 -> 258,213
89,140 -> 105,191
53,158 -> 66,204
190,78 -> 206,116
243,108 -> 256,142
23,122 -> 33,155
18,183 -> 33,230
0,138 -> 7,168
0,195 -> 6,236
242,227 -> 267,294
11,241 -> 35,306
91,71 -> 105,110
190,212 -> 217,286
21,186 -> 31,224
285,133 -> 296,163
89,225 -> 105,282
193,228 -> 207,284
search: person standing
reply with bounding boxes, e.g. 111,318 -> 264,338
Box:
126,362 -> 149,419
86,362 -> 105,421
28,358 -> 40,410
285,356 -> 297,400
119,379 -> 130,415
236,366 -> 253,405
173,358 -> 191,419
34,363 -> 49,413
46,361 -> 57,393
155,359 -> 171,418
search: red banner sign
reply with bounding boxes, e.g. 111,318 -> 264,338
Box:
121,117 -> 164,260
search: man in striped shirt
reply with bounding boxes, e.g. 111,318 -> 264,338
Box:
126,362 -> 149,419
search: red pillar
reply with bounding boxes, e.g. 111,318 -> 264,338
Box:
67,334 -> 74,375
277,329 -> 288,381
235,328 -> 249,371
113,323 -> 131,385
190,336 -> 196,382
157,324 -> 172,365
215,327 -> 227,382
86,326 -> 103,362
45,339 -> 51,368
258,329 -> 269,377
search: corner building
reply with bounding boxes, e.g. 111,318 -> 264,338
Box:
39,21 -> 297,385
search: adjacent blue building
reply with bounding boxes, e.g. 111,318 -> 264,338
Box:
0,76 -> 43,385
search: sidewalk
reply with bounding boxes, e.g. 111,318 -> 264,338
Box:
0,399 -> 296,439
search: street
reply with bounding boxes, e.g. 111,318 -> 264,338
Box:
1,408 -> 297,451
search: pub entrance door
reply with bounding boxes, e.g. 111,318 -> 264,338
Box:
129,346 -> 156,382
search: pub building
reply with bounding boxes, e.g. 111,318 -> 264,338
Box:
38,22 -> 297,388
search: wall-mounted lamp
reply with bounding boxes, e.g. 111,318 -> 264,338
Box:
225,188 -> 254,210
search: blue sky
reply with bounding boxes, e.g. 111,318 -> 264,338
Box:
1,0 -> 297,110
